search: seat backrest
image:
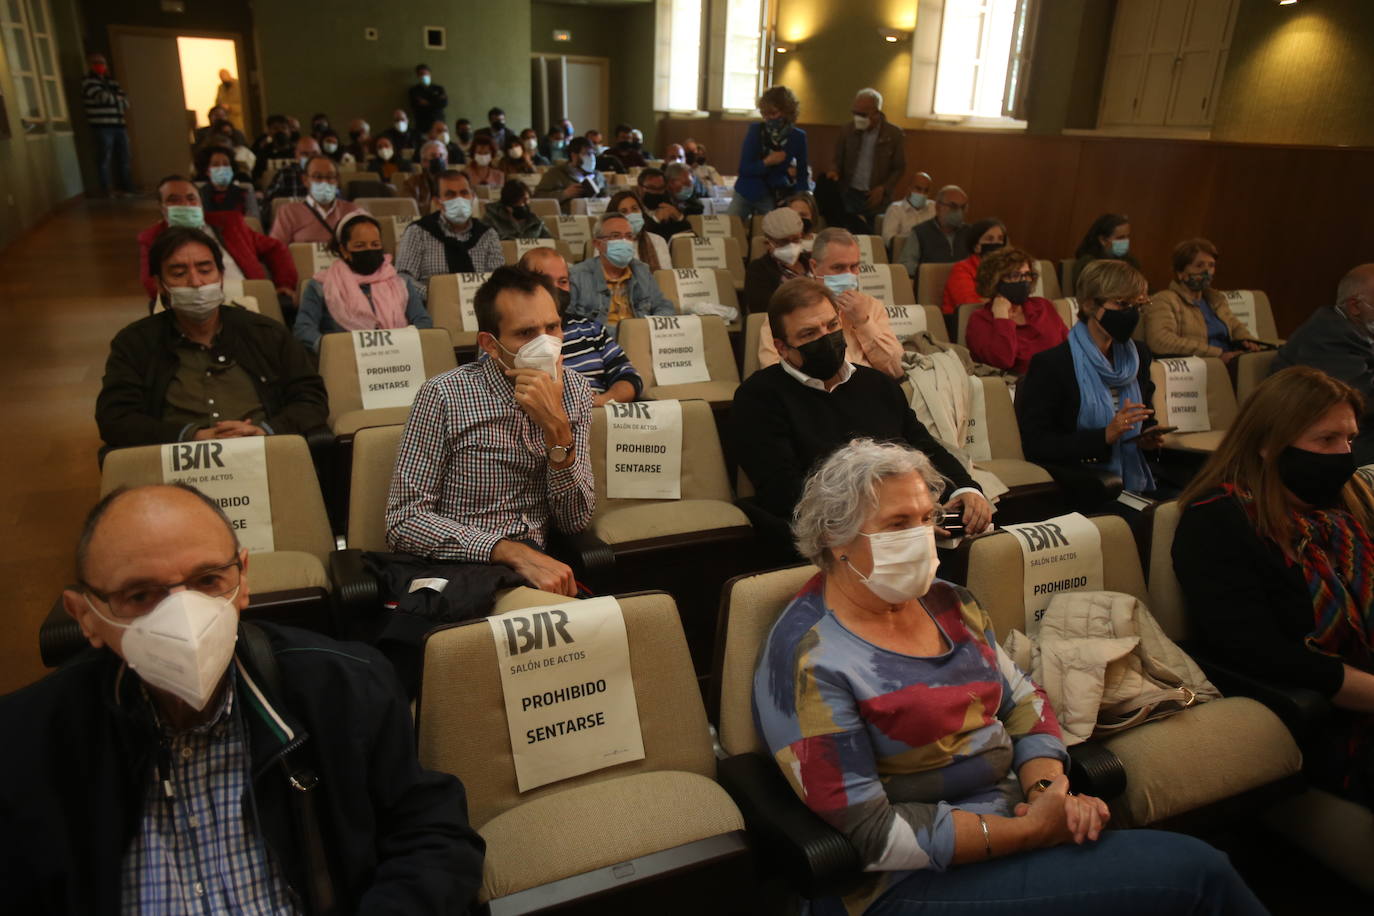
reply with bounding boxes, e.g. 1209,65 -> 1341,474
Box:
1052,298 -> 1079,330
317,329 -> 457,426
270,196 -> 302,224
879,262 -> 916,306
1149,356 -> 1238,433
242,215 -> 263,234
743,311 -> 767,380
916,261 -> 955,305
963,514 -> 1148,639
980,376 -> 1025,460
426,273 -> 481,347
651,267 -> 740,315
1234,349 -> 1277,406
1035,259 -> 1062,299
417,591 -> 718,828
289,241 -> 338,282
589,398 -> 732,510
346,180 -> 395,201
855,234 -> 888,265
1222,289 -> 1278,342
499,238 -> 574,266
748,236 -> 767,262
1146,501 -> 1190,641
717,565 -> 822,757
668,235 -> 746,288
547,214 -> 592,260
687,213 -> 748,251
101,435 -> 334,562
616,315 -> 740,388
354,197 -> 420,222
1060,258 -> 1078,297
529,198 -> 561,221
956,302 -> 979,346
239,279 -> 285,324
348,424 -> 404,551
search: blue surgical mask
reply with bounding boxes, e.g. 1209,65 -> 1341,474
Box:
420,74 -> 432,86
209,165 -> 234,188
442,196 -> 473,223
907,192 -> 927,209
165,205 -> 204,229
675,184 -> 693,202
309,181 -> 337,206
580,153 -> 598,173
625,212 -> 645,234
1110,238 -> 1130,257
603,239 -> 635,268
822,272 -> 859,295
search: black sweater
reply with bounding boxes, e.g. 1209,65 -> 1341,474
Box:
1173,491 -> 1345,697
732,363 -> 979,518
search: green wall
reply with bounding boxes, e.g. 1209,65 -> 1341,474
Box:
255,0 -> 532,141
530,1 -> 657,149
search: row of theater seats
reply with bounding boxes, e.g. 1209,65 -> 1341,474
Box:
40,431 -> 1367,906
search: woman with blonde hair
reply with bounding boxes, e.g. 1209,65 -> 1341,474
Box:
1174,365 -> 1374,803
730,85 -> 808,220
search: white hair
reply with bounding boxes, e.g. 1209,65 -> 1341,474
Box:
935,184 -> 966,203
792,439 -> 946,569
811,226 -> 857,265
856,87 -> 883,109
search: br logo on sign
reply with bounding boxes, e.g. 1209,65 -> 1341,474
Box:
887,305 -> 910,320
1013,523 -> 1069,552
1162,358 -> 1192,373
608,402 -> 651,420
650,316 -> 681,331
503,609 -> 575,655
357,330 -> 394,348
169,442 -> 226,472
677,268 -> 700,280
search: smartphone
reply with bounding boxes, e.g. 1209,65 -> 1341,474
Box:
1122,425 -> 1178,445
939,511 -> 965,536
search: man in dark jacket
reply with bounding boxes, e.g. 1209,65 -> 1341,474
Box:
98,227 -> 327,451
409,63 -> 448,134
0,483 -> 485,913
1272,263 -> 1374,463
828,87 -> 905,233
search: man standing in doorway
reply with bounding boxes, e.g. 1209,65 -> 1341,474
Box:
214,68 -> 243,130
82,52 -> 133,198
409,63 -> 448,134
828,87 -> 905,234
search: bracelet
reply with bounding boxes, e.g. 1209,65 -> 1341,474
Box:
976,814 -> 992,858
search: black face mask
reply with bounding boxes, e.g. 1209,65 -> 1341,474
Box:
791,328 -> 846,380
996,279 -> 1032,305
457,129 -> 472,142
491,121 -> 505,131
346,248 -> 385,275
428,158 -> 446,175
643,192 -> 667,210
1097,306 -> 1139,343
272,131 -> 288,145
980,241 -> 1004,255
513,205 -> 531,219
801,218 -> 814,235
1278,446 -> 1356,508
556,287 -> 572,320
349,130 -> 363,141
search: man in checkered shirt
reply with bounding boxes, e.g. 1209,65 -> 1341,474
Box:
386,265 -> 595,596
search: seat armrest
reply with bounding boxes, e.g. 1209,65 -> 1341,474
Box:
39,594 -> 87,668
717,752 -> 863,899
1067,742 -> 1128,800
547,527 -> 616,582
1186,647 -> 1333,745
327,548 -> 382,641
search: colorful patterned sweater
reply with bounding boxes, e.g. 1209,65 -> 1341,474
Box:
753,573 -> 1068,913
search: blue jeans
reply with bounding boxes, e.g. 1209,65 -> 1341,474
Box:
92,126 -> 133,192
728,192 -> 775,221
863,830 -> 1267,916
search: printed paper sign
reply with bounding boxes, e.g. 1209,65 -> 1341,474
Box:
488,596 -> 645,792
516,173 -> 542,189
392,214 -> 415,238
353,326 -> 426,410
556,215 -> 591,260
858,262 -> 895,305
161,437 -> 274,553
671,267 -> 721,311
964,377 -> 993,462
604,400 -> 684,500
310,242 -> 338,274
703,198 -> 733,216
1160,357 -> 1210,432
456,272 -> 493,332
699,215 -> 732,239
516,238 -> 556,256
1005,512 -> 1104,636
647,314 -> 710,385
1222,290 -> 1258,335
689,236 -> 728,270
223,277 -> 245,300
885,303 -> 928,339
583,197 -> 610,216
856,236 -> 880,265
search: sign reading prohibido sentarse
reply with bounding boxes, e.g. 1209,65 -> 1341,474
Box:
160,436 -> 274,553
488,596 -> 645,792
1005,512 -> 1103,637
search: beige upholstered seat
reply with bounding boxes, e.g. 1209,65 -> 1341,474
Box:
742,312 -> 767,380
426,273 -> 481,349
101,436 -> 334,598
242,215 -> 264,235
498,238 -> 575,266
587,399 -> 749,549
916,261 -> 955,305
417,591 -> 746,903
353,197 -> 420,222
546,213 -> 592,261
854,234 -> 888,264
1234,349 -> 1277,405
528,197 -> 561,221
288,240 -> 335,285
239,279 -> 285,324
977,377 -> 1055,489
864,263 -> 947,344
317,329 -> 457,436
652,266 -> 742,333
668,235 -> 746,291
616,315 -> 740,404
962,513 -> 1301,827
1034,259 -> 1063,299
687,213 -> 748,252
1060,258 -> 1078,297
1148,356 -> 1237,454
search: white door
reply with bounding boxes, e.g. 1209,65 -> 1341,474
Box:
563,59 -> 607,137
111,32 -> 188,191
1167,0 -> 1237,127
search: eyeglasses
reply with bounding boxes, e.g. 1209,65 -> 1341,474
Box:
81,556 -> 242,620
1102,298 -> 1150,311
1005,271 -> 1040,282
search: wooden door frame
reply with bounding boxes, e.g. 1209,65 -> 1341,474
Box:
531,53 -> 610,135
107,24 -> 254,135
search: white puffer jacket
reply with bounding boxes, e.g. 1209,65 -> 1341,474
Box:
1003,590 -> 1220,746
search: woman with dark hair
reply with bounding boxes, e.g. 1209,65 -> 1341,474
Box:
1072,213 -> 1138,283
499,137 -> 538,176
1145,238 -> 1262,359
194,146 -> 260,222
294,212 -> 431,353
783,192 -> 820,251
485,179 -> 551,241
608,190 -> 668,271
941,217 -> 1006,314
366,136 -> 413,182
464,136 -> 504,189
730,85 -> 809,221
1175,366 -> 1374,804
965,246 -> 1066,374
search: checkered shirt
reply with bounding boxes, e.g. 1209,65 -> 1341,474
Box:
121,669 -> 299,914
385,355 -> 595,562
395,218 -> 505,301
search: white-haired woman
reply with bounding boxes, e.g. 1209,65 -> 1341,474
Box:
752,439 -> 1265,916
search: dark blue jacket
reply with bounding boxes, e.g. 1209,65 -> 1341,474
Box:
732,122 -> 809,206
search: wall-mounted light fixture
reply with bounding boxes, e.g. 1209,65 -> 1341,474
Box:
877,27 -> 910,43
775,40 -> 797,53
1276,0 -> 1300,5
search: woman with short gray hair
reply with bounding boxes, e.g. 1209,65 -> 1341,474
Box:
753,439 -> 1265,915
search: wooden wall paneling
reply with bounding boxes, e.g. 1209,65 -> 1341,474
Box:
963,132 -> 1082,267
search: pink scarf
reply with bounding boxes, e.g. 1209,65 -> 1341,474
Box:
316,253 -> 410,331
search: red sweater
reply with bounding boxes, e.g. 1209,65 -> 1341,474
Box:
966,296 -> 1068,375
941,254 -> 981,314
137,210 -> 296,299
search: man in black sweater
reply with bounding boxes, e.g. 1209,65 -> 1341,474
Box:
733,278 -> 992,553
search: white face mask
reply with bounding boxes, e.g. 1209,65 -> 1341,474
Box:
499,333 -> 562,379
846,525 -> 937,604
473,153 -> 492,166
773,242 -> 802,266
395,119 -> 409,133
439,131 -> 451,145
524,138 -> 538,152
167,282 -> 224,321
89,587 -> 240,711
854,115 -> 872,131
800,237 -> 815,252
378,146 -> 394,161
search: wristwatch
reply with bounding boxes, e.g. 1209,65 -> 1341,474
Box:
546,442 -> 574,464
1028,778 -> 1054,797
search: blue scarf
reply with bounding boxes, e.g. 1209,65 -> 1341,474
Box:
1067,321 -> 1155,493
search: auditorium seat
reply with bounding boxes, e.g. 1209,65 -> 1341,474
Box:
1034,260 -> 1063,299
971,377 -> 1064,522
1060,258 -> 1079,297
669,236 -> 747,292
240,279 -> 286,324
317,329 -> 456,437
1234,349 -> 1277,405
426,273 -> 486,354
498,238 -> 575,266
569,198 -> 611,217
916,261 -> 955,305
345,178 -> 394,201
615,315 -> 740,405
354,196 -> 420,222
1148,356 -> 1237,454
687,213 -> 748,252
546,212 -> 592,260
289,240 -> 338,283
652,267 -> 741,330
853,234 -> 887,265
954,513 -> 1302,828
861,263 -> 948,344
243,215 -> 263,234
529,197 -> 560,221
415,590 -> 749,910
741,312 -> 767,380
270,196 -> 304,225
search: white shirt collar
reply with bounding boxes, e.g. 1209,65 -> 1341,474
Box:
780,358 -> 854,392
